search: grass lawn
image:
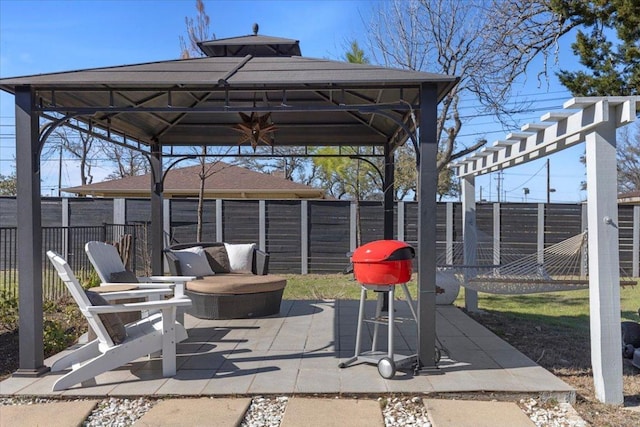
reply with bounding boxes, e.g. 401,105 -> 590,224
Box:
282,273 -> 640,329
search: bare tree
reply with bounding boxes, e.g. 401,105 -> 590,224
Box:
49,121 -> 99,190
617,121 -> 640,193
179,0 -> 214,58
367,0 -> 573,172
102,144 -> 150,180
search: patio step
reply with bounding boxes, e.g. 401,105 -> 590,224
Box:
280,397 -> 384,427
0,400 -> 99,427
134,398 -> 251,426
424,399 -> 535,427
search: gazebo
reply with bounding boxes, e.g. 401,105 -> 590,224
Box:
0,33 -> 459,378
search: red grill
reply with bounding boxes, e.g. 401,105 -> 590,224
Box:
351,240 -> 415,285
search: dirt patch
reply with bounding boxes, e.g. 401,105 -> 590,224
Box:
468,309 -> 640,427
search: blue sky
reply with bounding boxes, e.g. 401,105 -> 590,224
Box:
0,0 -> 587,202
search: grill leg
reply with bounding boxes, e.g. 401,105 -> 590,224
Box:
388,286 -> 395,360
372,291 -> 384,352
339,286 -> 368,368
354,286 -> 367,358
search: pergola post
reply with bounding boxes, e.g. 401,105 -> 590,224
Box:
14,85 -> 48,376
461,176 -> 478,311
416,83 -> 438,371
585,111 -> 623,405
383,143 -> 395,240
150,143 -> 164,275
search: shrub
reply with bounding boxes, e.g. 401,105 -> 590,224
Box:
0,291 -> 19,332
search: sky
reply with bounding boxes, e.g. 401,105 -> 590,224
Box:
0,0 -> 590,202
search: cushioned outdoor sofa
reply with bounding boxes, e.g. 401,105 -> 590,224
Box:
164,242 -> 286,320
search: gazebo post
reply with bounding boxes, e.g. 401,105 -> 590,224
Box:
416,83 -> 438,371
383,143 -> 395,240
585,109 -> 623,404
14,85 -> 48,376
150,142 -> 164,275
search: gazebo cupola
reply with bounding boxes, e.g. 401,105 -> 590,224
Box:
197,25 -> 302,58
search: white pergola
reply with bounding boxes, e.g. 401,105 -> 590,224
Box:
451,96 -> 640,405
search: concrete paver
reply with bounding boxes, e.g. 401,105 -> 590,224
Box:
0,400 -> 98,427
281,397 -> 384,427
424,399 -> 535,427
134,398 -> 251,427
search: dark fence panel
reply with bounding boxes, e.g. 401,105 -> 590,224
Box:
0,198 -> 17,227
41,198 -> 63,226
169,199 -> 217,244
69,198 -> 112,226
404,202 -> 418,260
619,205 -> 636,275
308,201 -> 350,273
265,200 -> 301,273
474,203 -> 496,265
223,200 -> 259,244
359,201 -> 384,244
500,203 -> 538,263
125,199 -> 151,224
545,204 -> 583,245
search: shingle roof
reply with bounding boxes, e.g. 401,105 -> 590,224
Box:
63,161 -> 326,199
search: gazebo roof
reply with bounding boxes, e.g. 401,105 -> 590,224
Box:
198,34 -> 302,57
0,34 -> 458,154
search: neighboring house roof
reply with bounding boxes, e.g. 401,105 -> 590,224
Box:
618,191 -> 640,205
62,162 -> 326,199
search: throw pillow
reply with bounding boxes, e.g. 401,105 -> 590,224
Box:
109,270 -> 139,283
85,291 -> 128,344
224,243 -> 256,273
203,245 -> 231,273
170,246 -> 215,277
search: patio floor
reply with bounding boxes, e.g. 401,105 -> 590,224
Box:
0,301 -> 575,401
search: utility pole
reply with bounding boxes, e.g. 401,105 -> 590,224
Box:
495,171 -> 504,203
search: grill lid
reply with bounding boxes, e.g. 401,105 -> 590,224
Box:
351,240 -> 415,263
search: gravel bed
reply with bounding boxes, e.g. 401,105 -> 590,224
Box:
240,396 -> 289,427
381,396 -> 431,427
0,395 -> 586,426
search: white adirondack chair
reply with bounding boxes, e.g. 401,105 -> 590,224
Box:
85,241 -> 194,298
47,251 -> 192,391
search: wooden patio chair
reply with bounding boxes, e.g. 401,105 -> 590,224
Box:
85,240 -> 195,298
46,250 -> 192,391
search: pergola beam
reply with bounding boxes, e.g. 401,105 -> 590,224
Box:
453,98 -> 638,178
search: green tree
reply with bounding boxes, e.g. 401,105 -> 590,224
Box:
551,0 -> 639,96
0,173 -> 17,196
345,41 -> 369,64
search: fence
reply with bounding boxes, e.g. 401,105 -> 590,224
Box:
1,197 -> 638,301
0,223 -> 149,300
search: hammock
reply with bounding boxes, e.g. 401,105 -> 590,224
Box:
438,231 -> 637,295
